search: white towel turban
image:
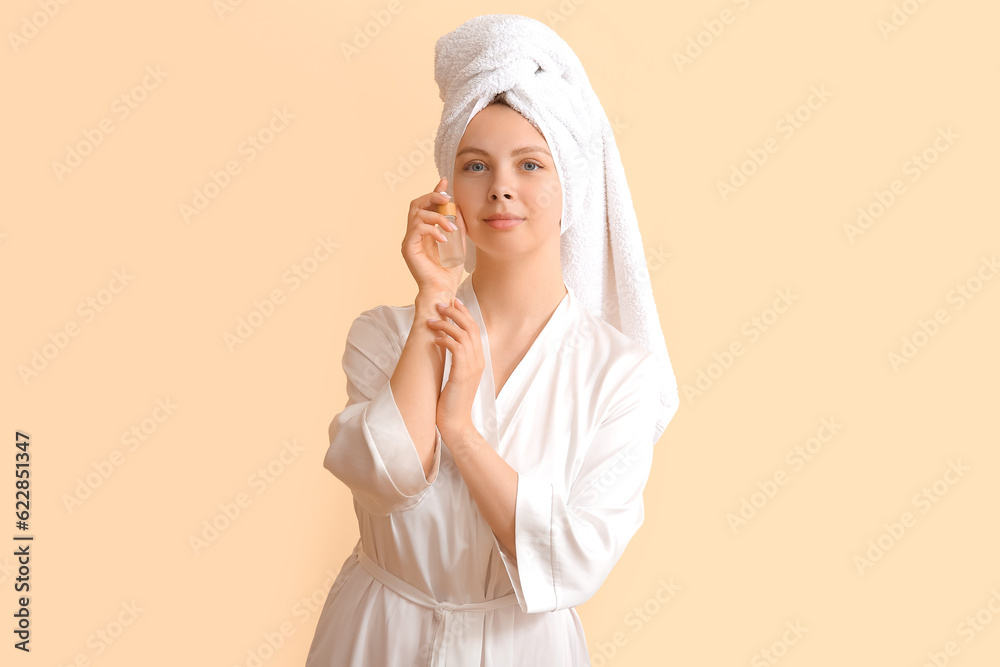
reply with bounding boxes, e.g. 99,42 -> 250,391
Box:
433,14 -> 679,443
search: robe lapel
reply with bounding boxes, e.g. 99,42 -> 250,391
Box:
457,277 -> 573,445
456,278 -> 500,446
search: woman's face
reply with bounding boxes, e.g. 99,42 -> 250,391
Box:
452,103 -> 562,266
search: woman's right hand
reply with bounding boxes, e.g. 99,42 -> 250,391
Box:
402,176 -> 466,296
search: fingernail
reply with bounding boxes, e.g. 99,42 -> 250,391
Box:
436,302 -> 447,310
427,318 -> 439,323
455,297 -> 464,306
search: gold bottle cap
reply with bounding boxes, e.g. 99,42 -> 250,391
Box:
435,201 -> 456,216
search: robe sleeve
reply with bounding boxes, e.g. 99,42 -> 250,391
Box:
323,310 -> 443,517
493,352 -> 661,613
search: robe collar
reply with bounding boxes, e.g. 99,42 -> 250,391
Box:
452,274 -> 575,438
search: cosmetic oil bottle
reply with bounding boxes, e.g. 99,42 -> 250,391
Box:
435,199 -> 464,268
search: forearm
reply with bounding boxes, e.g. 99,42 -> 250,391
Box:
450,428 -> 518,559
390,288 -> 454,479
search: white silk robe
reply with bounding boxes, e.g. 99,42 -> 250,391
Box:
305,274 -> 667,667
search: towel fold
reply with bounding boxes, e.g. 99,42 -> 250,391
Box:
433,14 -> 678,443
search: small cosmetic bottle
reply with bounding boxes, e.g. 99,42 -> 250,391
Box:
435,199 -> 464,268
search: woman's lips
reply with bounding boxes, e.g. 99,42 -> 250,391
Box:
484,217 -> 524,230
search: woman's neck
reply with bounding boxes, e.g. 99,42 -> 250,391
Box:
471,252 -> 567,336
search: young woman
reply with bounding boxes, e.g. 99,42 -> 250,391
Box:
306,15 -> 676,667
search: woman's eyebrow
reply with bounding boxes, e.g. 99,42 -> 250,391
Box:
456,145 -> 551,157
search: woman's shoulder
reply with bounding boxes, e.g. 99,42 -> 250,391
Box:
563,301 -> 662,419
567,297 -> 657,369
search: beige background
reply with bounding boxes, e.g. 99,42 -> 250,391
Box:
3,1 -> 998,665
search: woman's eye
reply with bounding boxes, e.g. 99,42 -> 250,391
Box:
464,161 -> 542,172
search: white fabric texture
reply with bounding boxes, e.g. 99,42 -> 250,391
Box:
433,13 -> 679,442
305,275 -> 661,666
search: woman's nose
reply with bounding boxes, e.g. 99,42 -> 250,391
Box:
488,171 -> 515,200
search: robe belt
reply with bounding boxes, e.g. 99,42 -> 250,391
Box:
357,548 -> 518,667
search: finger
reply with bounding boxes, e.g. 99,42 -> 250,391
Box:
423,221 -> 448,243
443,204 -> 465,243
435,299 -> 477,335
430,189 -> 452,206
430,176 -> 452,209
426,317 -> 463,339
427,319 -> 472,351
432,313 -> 473,351
431,335 -> 458,356
411,207 -> 457,233
432,332 -> 472,363
432,336 -> 474,371
433,301 -> 466,327
410,181 -> 452,215
405,219 -> 449,244
448,297 -> 481,350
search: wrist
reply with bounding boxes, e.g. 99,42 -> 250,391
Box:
410,290 -> 453,339
441,421 -> 481,455
416,287 -> 455,314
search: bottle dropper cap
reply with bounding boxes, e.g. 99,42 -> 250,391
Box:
435,201 -> 456,217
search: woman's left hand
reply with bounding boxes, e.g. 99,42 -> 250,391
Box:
427,298 -> 485,447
